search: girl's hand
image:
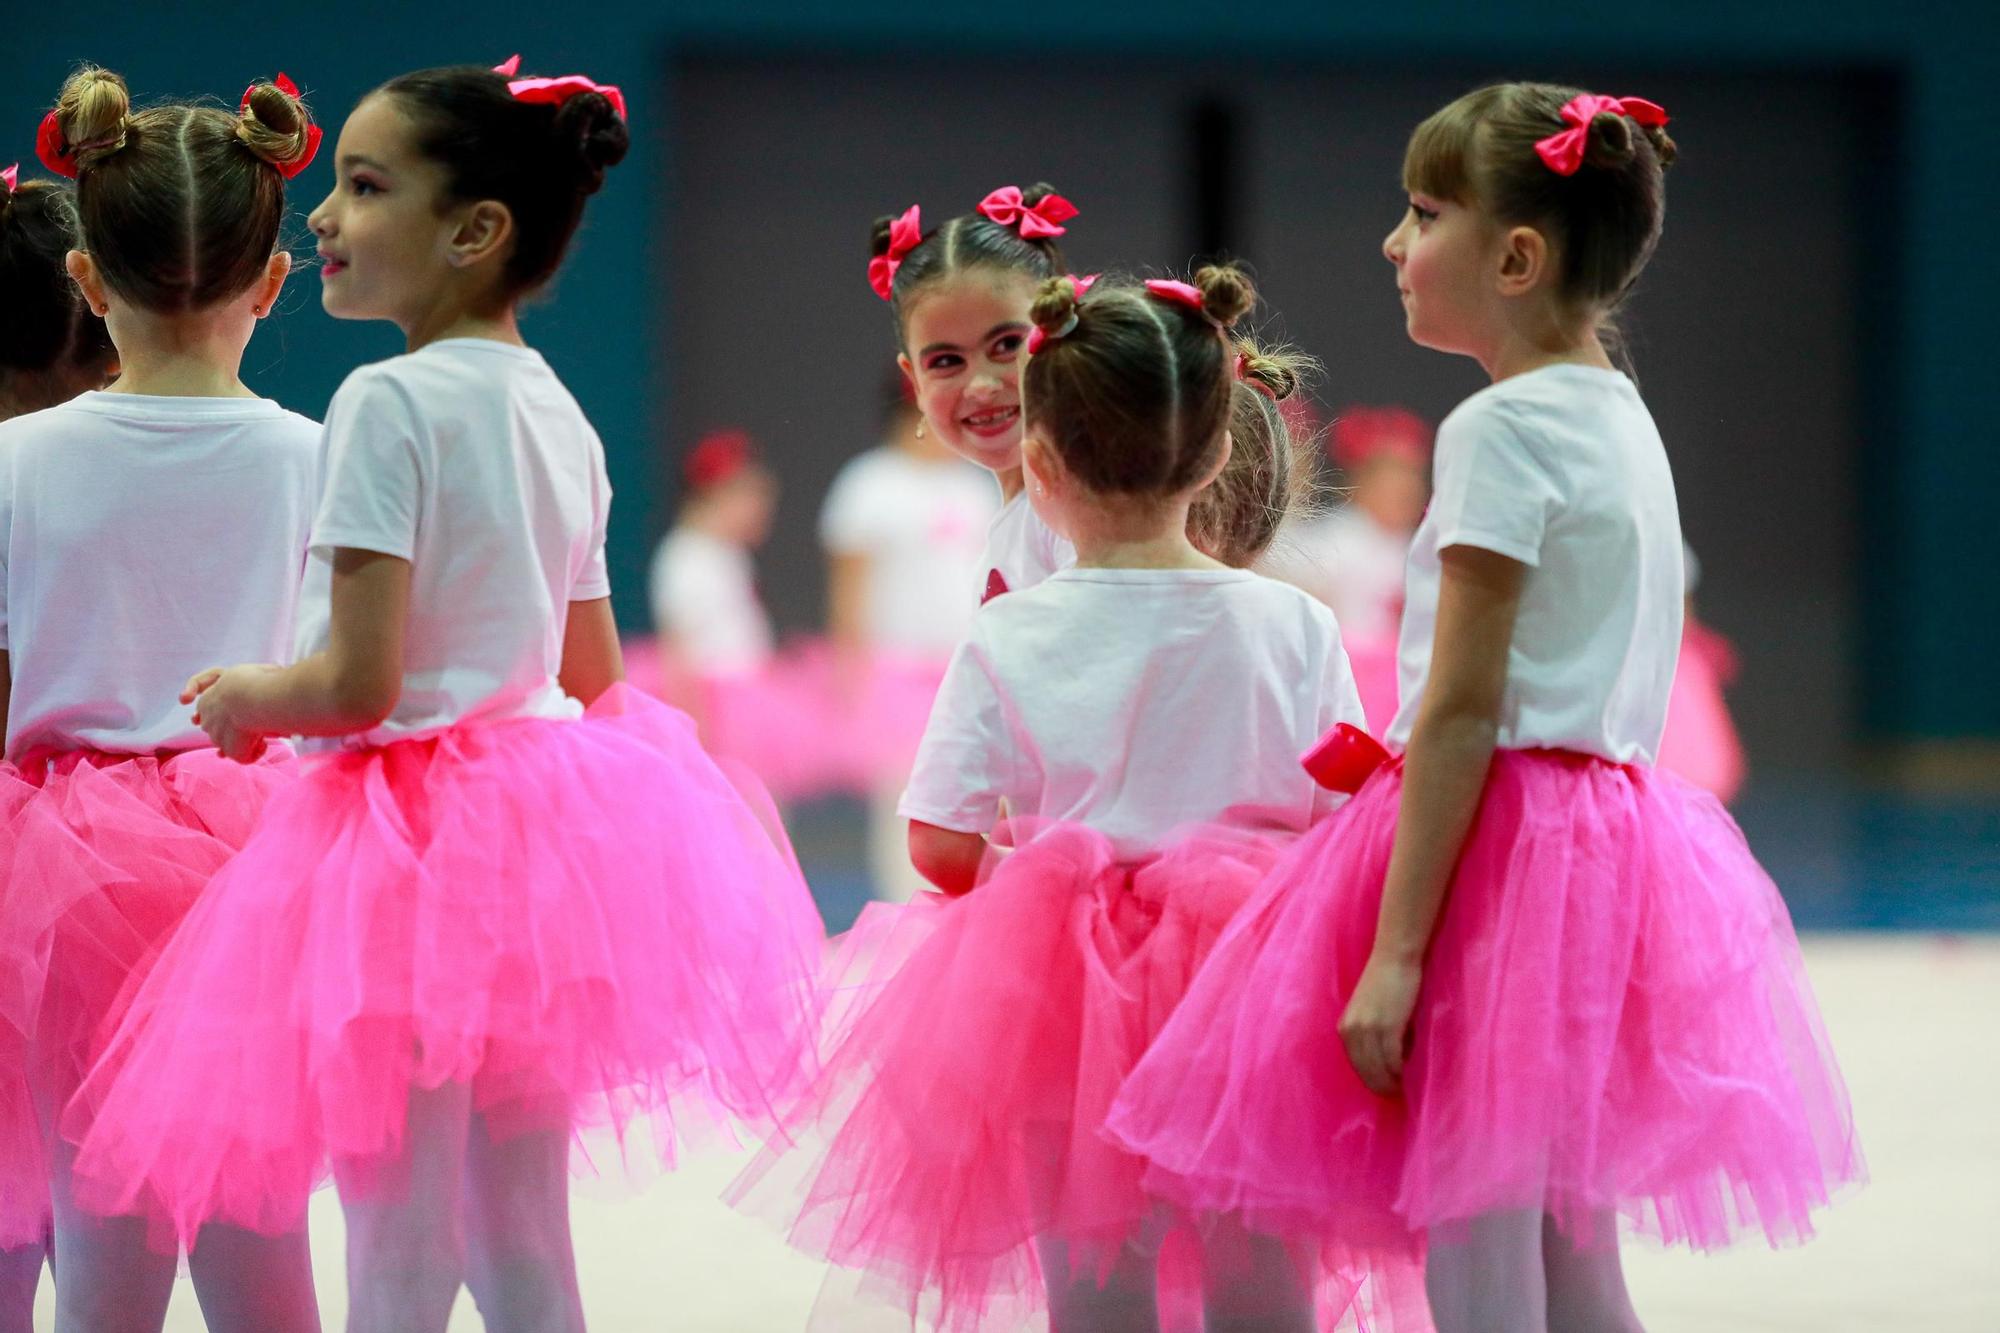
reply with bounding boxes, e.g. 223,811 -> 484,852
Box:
1338,951 -> 1424,1096
184,665 -> 278,763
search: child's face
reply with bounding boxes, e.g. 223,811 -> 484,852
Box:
896,271 -> 1036,476
1382,193 -> 1502,359
307,94 -> 463,328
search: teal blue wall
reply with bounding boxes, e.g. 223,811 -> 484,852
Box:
10,1 -> 1991,739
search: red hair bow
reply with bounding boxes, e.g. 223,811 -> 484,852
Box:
868,204 -> 922,301
1534,93 -> 1668,177
976,185 -> 1078,240
240,73 -> 324,179
1330,405 -> 1431,469
1,164 -> 15,194
493,55 -> 628,122
684,429 -> 755,490
35,111 -> 78,178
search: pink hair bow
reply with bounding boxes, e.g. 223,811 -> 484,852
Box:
240,73 -> 323,179
977,185 -> 1079,239
1144,278 -> 1206,314
493,55 -> 628,122
1,164 -> 15,194
868,203 -> 922,301
1025,273 -> 1097,354
1534,93 -> 1668,176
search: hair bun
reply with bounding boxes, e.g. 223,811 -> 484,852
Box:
869,213 -> 897,259
237,81 -> 315,173
1582,111 -> 1638,170
554,91 -> 629,197
1235,342 -> 1300,401
1029,274 -> 1082,337
1193,263 -> 1256,329
1643,123 -> 1678,172
1020,181 -> 1061,208
56,66 -> 131,171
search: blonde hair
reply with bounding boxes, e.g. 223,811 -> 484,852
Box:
1188,339 -> 1319,567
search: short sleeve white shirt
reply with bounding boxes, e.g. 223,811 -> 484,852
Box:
0,393 -> 320,759
1388,365 -> 1684,764
977,491 -> 1074,604
818,447 -> 997,656
901,568 -> 1365,856
648,526 -> 772,675
293,339 -> 612,747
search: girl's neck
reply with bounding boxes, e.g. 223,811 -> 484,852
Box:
403,302 -> 524,354
994,465 -> 1026,503
1481,305 -> 1616,383
102,311 -> 253,398
1066,495 -> 1223,572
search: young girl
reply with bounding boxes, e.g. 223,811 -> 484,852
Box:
0,157 -> 117,1333
66,60 -> 822,1331
1109,84 -> 1861,1332
733,266 -> 1367,1332
870,184 -> 1079,603
0,68 -> 325,1333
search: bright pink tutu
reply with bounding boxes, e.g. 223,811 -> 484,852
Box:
1658,620 -> 1747,803
728,821 -> 1363,1331
1343,635 -> 1402,738
66,685 -> 824,1247
1107,751 -> 1861,1258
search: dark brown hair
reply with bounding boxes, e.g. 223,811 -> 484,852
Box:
52,66 -> 314,312
377,65 -> 628,297
876,185 -> 1066,344
1405,82 -> 1677,311
1188,339 -> 1319,567
1022,265 -> 1253,497
0,175 -> 114,415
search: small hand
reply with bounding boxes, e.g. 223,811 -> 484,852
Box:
185,664 -> 278,764
1338,951 -> 1424,1097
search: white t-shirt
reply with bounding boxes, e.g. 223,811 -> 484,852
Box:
819,446 -> 997,656
649,526 -> 772,676
977,490 -> 1074,605
1388,365 -> 1684,764
1269,506 -> 1410,643
0,393 -> 320,760
901,567 -> 1365,857
294,339 -> 612,748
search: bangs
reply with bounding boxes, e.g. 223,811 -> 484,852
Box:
1401,90 -> 1490,202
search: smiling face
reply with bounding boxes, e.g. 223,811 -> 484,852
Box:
1382,193 -> 1505,361
895,270 -> 1038,475
306,93 -> 466,328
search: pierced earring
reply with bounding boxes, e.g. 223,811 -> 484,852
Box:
915,419 -> 926,439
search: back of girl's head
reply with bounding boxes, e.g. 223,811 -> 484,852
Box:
376,64 -> 629,297
1406,81 -> 1677,311
873,184 -> 1069,341
1189,340 -> 1319,568
46,66 -> 316,312
0,173 -> 114,414
1022,264 -> 1255,498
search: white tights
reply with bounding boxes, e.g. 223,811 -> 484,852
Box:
1424,1209 -> 1645,1333
0,1240 -> 43,1333
338,1082 -> 584,1333
1035,1219 -> 1317,1333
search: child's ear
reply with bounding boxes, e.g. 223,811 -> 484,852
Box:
252,250 -> 294,318
66,250 -> 111,316
1495,224 -> 1551,298
1022,431 -> 1061,496
447,199 -> 516,271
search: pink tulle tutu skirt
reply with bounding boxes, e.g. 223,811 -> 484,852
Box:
1107,751 -> 1861,1262
1658,620 -> 1747,803
729,821 -> 1372,1331
66,685 -> 824,1247
0,746 -> 296,1246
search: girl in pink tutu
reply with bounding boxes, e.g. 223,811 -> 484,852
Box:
66,58 -> 822,1331
870,184 -> 1081,604
733,265 -> 1366,1332
0,67 -> 324,1331
1108,83 -> 1862,1333
0,151 -> 118,1333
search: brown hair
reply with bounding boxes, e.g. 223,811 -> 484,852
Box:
375,64 -> 629,298
51,67 -> 313,313
1023,265 -> 1253,498
1188,339 -> 1319,567
0,175 -> 115,416
876,185 -> 1067,344
1405,82 -> 1676,312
